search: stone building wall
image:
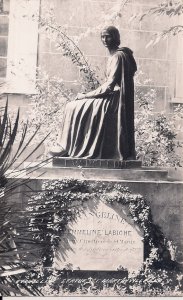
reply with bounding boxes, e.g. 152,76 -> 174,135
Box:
0,0 -> 9,79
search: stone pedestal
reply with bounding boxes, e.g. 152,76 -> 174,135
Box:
25,158 -> 168,181
52,157 -> 142,169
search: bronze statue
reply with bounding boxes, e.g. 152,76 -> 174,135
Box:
49,26 -> 137,160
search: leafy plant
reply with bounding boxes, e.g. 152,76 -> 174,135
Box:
139,0 -> 183,46
135,83 -> 183,167
17,267 -> 182,296
25,71 -> 74,150
0,195 -> 43,296
38,13 -> 100,91
0,99 -> 50,296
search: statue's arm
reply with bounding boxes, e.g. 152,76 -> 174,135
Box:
76,53 -> 122,100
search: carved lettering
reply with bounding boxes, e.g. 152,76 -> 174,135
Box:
56,200 -> 143,271
94,211 -> 125,223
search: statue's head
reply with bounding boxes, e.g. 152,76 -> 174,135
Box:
101,26 -> 120,49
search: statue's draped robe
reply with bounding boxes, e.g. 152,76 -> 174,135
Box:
57,47 -> 137,159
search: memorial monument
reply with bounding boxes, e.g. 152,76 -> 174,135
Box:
24,24 -> 181,293
48,27 -> 144,273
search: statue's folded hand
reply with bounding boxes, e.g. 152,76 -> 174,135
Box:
75,93 -> 86,101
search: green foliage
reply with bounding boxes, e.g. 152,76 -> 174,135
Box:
16,249 -> 182,296
135,84 -> 183,167
0,184 -> 44,296
25,179 -> 91,266
140,0 -> 183,46
144,0 -> 183,18
26,71 -> 74,149
16,267 -> 183,296
0,195 -> 43,296
126,268 -> 183,296
0,99 -> 50,173
0,100 -> 20,176
0,100 -> 49,296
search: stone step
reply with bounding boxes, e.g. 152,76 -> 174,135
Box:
25,163 -> 168,182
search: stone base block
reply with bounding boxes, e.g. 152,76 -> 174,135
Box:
25,163 -> 168,182
52,157 -> 142,169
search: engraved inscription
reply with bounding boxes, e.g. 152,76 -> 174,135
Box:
56,200 -> 144,271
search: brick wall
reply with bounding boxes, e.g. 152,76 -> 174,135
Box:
38,0 -> 183,113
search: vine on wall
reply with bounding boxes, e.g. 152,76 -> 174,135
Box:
135,75 -> 183,167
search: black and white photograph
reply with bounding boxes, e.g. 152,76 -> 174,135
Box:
0,0 -> 183,297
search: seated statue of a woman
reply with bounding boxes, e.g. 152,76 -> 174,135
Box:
49,26 -> 137,160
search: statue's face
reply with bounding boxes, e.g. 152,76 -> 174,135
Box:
101,31 -> 114,49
